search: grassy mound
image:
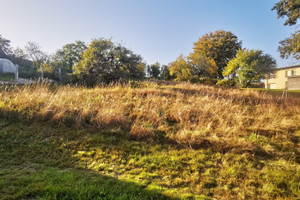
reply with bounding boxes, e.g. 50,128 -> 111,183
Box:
0,82 -> 299,199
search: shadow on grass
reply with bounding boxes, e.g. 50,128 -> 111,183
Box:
0,120 -> 178,200
0,167 -> 176,200
1,112 -> 299,199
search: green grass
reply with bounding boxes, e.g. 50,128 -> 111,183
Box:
0,121 -> 175,200
0,73 -> 14,82
0,119 -> 299,199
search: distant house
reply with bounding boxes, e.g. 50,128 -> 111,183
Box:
265,65 -> 300,90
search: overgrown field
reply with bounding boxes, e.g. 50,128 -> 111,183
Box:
0,82 -> 299,199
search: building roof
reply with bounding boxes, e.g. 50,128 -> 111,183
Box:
273,64 -> 300,71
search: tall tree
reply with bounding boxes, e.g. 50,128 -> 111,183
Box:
190,30 -> 242,79
0,35 -> 12,57
25,42 -> 48,69
223,49 -> 276,87
272,0 -> 300,60
53,41 -> 87,73
74,38 -> 144,85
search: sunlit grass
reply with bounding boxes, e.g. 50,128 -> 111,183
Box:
1,82 -> 299,151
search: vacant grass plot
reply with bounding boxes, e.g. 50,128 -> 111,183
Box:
0,82 -> 299,199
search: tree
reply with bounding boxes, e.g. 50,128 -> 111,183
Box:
10,47 -> 35,79
11,47 -> 27,60
223,49 -> 276,87
0,35 -> 12,57
147,62 -> 161,78
272,0 -> 300,60
272,0 -> 300,26
169,55 -> 196,82
160,65 -> 172,80
25,42 -> 48,69
189,54 -> 218,78
74,38 -> 144,85
278,30 -> 300,59
190,30 -> 242,79
52,41 -> 87,73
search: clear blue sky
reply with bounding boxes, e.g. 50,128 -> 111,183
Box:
0,0 -> 299,67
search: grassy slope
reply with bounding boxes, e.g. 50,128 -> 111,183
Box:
0,82 -> 299,199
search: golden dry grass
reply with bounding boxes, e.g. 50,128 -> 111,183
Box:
1,82 -> 299,153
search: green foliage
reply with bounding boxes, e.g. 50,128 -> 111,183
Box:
272,0 -> 300,60
52,41 -> 87,73
223,49 -> 276,87
190,30 -> 242,79
272,0 -> 300,26
147,62 -> 161,78
74,38 -> 144,86
278,30 -> 300,59
160,65 -> 172,80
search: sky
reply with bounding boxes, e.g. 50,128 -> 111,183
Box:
0,0 -> 299,67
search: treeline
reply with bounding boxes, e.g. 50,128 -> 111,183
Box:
0,36 -> 158,85
0,31 -> 277,88
0,0 -> 298,87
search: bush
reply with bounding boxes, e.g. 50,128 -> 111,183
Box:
248,81 -> 265,88
216,79 -> 236,87
198,78 -> 218,85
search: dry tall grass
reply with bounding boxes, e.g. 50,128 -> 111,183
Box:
1,82 -> 299,153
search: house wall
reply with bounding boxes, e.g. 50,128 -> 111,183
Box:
287,76 -> 300,90
265,67 -> 300,90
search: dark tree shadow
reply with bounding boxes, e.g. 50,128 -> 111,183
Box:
0,119 -> 179,200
